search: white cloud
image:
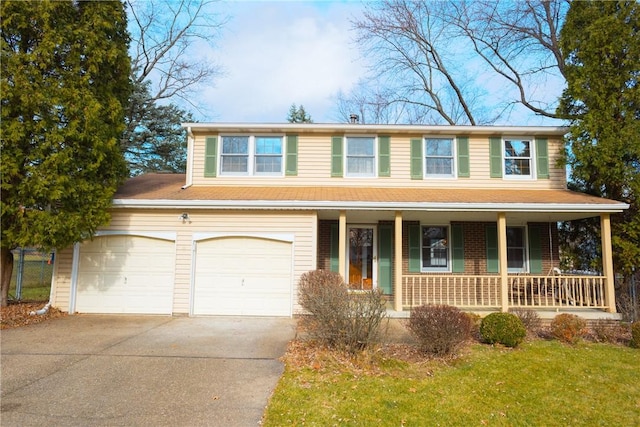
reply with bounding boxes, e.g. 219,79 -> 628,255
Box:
198,1 -> 368,123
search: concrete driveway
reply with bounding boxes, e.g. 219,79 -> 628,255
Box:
1,315 -> 297,427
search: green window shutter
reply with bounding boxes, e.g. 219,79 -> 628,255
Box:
528,224 -> 543,274
378,135 -> 391,177
204,136 -> 217,177
408,223 -> 421,272
451,223 -> 465,273
378,224 -> 393,294
489,136 -> 502,178
485,224 -> 499,273
535,137 -> 549,179
329,222 -> 339,272
456,136 -> 470,178
410,138 -> 423,180
331,136 -> 343,177
285,134 -> 298,176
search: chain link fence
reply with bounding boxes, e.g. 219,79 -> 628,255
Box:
9,248 -> 54,301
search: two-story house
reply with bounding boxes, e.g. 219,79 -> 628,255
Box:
49,123 -> 628,317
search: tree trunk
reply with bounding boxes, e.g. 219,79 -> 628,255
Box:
1,247 -> 14,307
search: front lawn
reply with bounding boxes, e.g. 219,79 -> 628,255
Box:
264,338 -> 640,426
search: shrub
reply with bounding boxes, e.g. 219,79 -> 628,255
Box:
550,313 -> 587,344
466,312 -> 482,341
407,305 -> 472,356
590,319 -> 627,344
298,270 -> 387,353
509,308 -> 542,335
479,312 -> 526,348
631,322 -> 640,349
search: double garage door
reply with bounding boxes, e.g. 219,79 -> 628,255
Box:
74,234 -> 292,316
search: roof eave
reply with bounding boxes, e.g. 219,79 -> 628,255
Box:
180,122 -> 569,136
112,199 -> 628,213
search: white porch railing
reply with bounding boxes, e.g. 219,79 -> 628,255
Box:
402,274 -> 607,309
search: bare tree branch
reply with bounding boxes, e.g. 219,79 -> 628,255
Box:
126,0 -> 226,109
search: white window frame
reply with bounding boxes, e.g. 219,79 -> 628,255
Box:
507,226 -> 529,273
420,225 -> 451,272
345,135 -> 377,178
503,137 -> 535,179
219,135 -> 284,177
424,136 -> 456,178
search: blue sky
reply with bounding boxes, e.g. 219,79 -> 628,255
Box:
198,0 -> 368,123
184,0 -> 564,125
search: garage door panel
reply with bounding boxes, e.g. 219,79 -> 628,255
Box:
193,237 -> 292,316
75,235 -> 175,314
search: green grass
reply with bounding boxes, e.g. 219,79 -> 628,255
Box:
264,340 -> 640,426
9,255 -> 53,302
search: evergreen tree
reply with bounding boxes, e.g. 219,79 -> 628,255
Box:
123,81 -> 193,175
287,104 -> 313,123
558,1 -> 640,278
0,0 -> 132,306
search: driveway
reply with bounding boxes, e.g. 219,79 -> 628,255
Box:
1,315 -> 297,427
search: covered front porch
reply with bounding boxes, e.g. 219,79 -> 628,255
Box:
318,208 -> 618,315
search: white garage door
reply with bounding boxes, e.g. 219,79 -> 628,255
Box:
75,235 -> 175,314
193,237 -> 292,316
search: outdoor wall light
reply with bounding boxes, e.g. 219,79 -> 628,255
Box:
179,212 -> 191,223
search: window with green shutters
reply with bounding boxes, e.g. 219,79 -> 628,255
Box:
407,223 -> 421,272
528,225 -> 543,274
204,136 -> 217,177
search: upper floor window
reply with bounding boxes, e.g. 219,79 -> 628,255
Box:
425,137 -> 455,177
504,139 -> 533,177
422,226 -> 449,271
220,135 -> 283,176
346,136 -> 375,177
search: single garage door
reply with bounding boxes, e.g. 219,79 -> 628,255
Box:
75,235 -> 175,314
193,236 -> 292,316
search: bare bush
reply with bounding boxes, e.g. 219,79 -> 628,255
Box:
510,308 -> 542,336
407,305 -> 472,356
590,319 -> 630,344
298,270 -> 387,353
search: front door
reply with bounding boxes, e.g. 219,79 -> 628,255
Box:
347,226 -> 376,290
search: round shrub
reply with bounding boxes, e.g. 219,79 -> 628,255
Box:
479,312 -> 526,348
550,313 -> 587,345
631,322 -> 640,349
407,305 -> 472,356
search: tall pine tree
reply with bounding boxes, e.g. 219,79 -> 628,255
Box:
0,1 -> 132,306
558,1 -> 640,279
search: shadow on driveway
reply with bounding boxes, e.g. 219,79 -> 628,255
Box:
1,315 -> 296,427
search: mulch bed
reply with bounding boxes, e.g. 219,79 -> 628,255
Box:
0,301 -> 67,330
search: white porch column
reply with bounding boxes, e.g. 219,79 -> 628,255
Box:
498,212 -> 509,312
338,210 -> 347,281
394,211 -> 403,312
600,214 -> 617,313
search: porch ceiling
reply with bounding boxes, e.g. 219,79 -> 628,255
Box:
114,174 -> 628,221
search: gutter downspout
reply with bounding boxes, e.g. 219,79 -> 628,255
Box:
181,126 -> 194,190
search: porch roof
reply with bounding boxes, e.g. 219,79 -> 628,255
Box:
113,174 -> 628,220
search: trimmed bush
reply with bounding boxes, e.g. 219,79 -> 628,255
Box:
407,305 -> 472,356
631,322 -> 640,349
479,312 -> 526,348
298,270 -> 387,353
550,313 -> 587,344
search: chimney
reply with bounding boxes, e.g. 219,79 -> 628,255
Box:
349,114 -> 360,124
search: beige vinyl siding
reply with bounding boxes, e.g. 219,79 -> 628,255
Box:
51,247 -> 74,311
50,209 -> 316,314
191,133 -> 566,190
